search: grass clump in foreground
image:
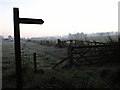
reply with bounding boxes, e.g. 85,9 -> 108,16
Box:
16,63 -> 120,88
3,62 -> 120,88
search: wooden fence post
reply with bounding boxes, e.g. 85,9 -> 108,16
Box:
67,45 -> 73,67
33,53 -> 37,73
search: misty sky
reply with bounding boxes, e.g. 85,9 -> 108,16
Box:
0,0 -> 119,38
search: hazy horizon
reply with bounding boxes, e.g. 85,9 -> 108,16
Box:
1,31 -> 118,39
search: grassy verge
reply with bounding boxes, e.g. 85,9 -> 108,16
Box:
2,39 -> 120,88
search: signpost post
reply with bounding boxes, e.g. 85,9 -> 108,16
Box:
118,2 -> 120,62
13,8 -> 44,89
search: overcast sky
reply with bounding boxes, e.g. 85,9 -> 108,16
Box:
0,0 -> 119,38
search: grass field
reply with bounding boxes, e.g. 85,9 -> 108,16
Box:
2,38 -> 120,88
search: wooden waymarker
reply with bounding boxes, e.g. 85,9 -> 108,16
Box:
13,8 -> 44,89
67,45 -> 73,67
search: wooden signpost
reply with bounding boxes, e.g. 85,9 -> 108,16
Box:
118,2 -> 120,62
13,8 -> 44,89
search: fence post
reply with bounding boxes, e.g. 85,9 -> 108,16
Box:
67,45 -> 73,67
33,53 -> 37,73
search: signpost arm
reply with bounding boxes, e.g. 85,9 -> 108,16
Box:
19,18 -> 44,24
